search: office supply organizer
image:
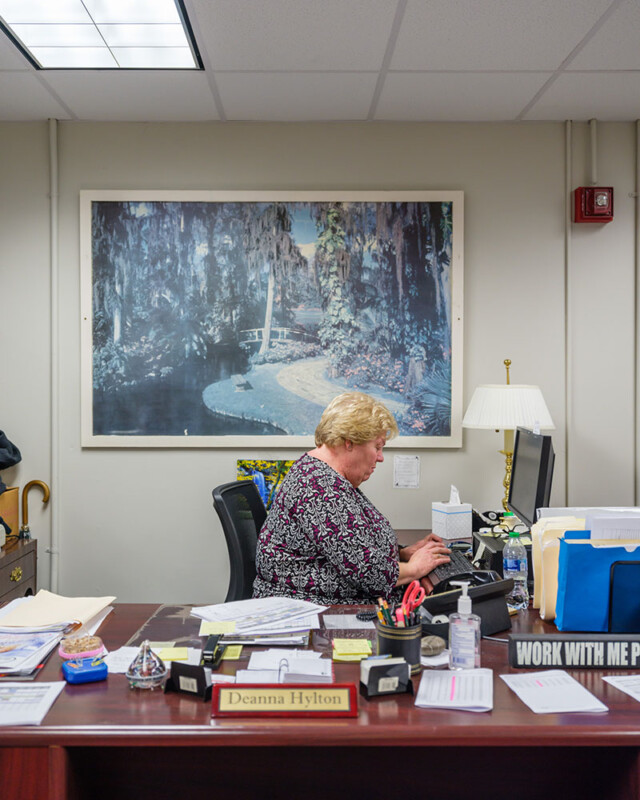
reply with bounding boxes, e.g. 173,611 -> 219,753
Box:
62,657 -> 107,684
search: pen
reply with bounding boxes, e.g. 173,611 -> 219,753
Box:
395,608 -> 405,627
377,598 -> 389,625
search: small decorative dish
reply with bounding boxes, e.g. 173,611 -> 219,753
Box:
58,634 -> 105,661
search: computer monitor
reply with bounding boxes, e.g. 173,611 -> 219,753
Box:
507,426 -> 555,529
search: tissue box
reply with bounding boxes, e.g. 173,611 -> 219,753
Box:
432,502 -> 472,540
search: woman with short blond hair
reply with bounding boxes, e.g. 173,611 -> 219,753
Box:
253,391 -> 449,604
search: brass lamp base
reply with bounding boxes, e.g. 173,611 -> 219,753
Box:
500,428 -> 515,512
500,448 -> 513,512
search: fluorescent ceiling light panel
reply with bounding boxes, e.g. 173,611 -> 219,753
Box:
0,0 -> 200,69
100,24 -> 186,48
114,47 -> 195,69
30,46 -> 118,68
12,24 -> 104,47
0,0 -> 91,24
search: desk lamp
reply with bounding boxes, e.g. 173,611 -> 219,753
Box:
462,359 -> 555,511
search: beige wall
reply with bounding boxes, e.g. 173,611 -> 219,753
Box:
0,120 -> 636,602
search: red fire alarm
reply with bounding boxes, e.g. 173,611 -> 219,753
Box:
574,186 -> 614,223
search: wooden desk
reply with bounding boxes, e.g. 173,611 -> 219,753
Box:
0,539 -> 36,604
1,604 -> 640,800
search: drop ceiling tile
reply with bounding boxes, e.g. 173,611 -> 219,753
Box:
392,0 -> 608,71
570,0 -> 640,69
524,72 -> 640,121
376,71 -> 551,121
43,71 -> 220,121
191,0 -> 396,70
216,71 -> 377,120
0,30 -> 31,68
0,72 -> 71,119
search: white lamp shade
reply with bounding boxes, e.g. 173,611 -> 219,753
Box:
462,384 -> 555,430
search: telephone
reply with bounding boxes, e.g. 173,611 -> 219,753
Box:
472,508 -> 502,531
431,569 -> 501,595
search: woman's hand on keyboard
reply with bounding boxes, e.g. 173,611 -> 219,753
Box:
400,533 -> 445,561
405,539 -> 451,581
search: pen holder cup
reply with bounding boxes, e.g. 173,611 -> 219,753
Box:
375,621 -> 422,675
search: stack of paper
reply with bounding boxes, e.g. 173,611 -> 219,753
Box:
192,597 -> 327,646
0,631 -> 62,677
235,648 -> 333,684
332,639 -> 372,662
0,590 -> 115,679
0,590 -> 115,633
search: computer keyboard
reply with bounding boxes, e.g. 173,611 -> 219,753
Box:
429,548 -> 475,584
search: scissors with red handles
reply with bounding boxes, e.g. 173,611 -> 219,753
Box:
402,580 -> 425,616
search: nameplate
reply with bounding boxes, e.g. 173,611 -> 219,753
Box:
211,683 -> 358,718
509,633 -> 640,669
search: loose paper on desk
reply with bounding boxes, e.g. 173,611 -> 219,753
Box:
0,682 -> 65,726
421,650 -> 450,669
235,669 -> 280,684
603,674 -> 640,702
198,614 -> 320,643
104,646 -> 201,673
191,597 -> 326,633
415,668 -> 493,712
248,649 -> 322,670
500,670 -> 607,714
322,614 -> 375,630
0,590 -> 116,632
238,651 -> 333,683
156,647 -> 189,662
102,647 -> 143,674
199,621 -> 237,635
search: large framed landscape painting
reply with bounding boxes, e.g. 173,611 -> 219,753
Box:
80,191 -> 463,448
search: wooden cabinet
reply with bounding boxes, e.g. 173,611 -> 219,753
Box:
0,538 -> 37,603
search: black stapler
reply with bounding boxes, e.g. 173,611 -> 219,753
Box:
201,634 -> 226,669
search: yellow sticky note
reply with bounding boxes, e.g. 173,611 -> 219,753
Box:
199,621 -> 237,635
157,647 -> 189,662
332,639 -> 372,656
221,645 -> 243,661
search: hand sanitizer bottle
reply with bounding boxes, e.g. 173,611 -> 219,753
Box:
448,581 -> 481,670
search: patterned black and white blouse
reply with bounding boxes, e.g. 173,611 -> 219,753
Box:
253,453 -> 400,605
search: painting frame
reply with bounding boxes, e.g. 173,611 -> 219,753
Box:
80,190 -> 463,449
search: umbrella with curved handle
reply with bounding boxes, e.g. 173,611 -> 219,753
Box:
20,480 -> 50,539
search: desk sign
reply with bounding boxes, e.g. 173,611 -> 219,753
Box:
509,633 -> 640,669
211,683 -> 358,718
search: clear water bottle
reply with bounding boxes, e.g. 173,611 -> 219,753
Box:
502,531 -> 529,610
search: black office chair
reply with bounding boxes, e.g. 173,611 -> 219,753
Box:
212,480 -> 267,603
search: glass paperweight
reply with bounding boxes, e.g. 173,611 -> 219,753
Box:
125,640 -> 167,690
